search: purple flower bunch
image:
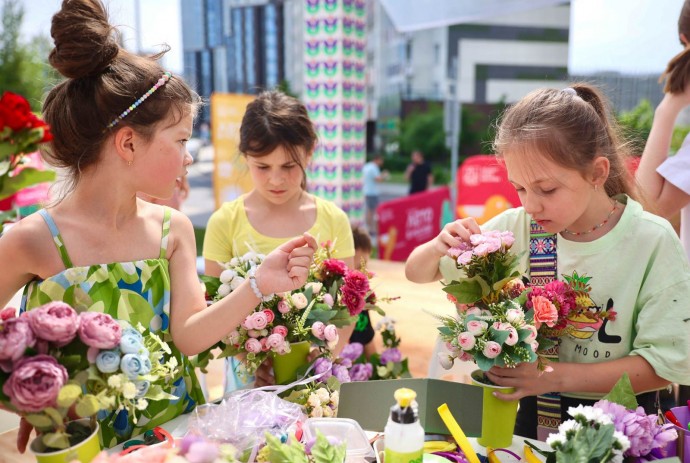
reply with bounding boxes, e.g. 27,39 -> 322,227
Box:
0,302 -> 178,450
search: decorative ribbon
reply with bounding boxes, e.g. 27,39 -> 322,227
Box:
529,220 -> 561,441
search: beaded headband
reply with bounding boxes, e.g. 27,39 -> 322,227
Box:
106,71 -> 172,130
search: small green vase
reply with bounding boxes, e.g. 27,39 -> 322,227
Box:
273,340 -> 311,385
471,370 -> 519,449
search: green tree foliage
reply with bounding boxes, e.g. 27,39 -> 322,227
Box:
616,98 -> 690,155
0,0 -> 59,110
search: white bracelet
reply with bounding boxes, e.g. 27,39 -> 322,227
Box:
247,268 -> 274,302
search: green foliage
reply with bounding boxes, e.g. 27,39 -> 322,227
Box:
261,430 -> 346,463
616,98 -> 690,156
398,104 -> 449,165
602,373 -> 638,411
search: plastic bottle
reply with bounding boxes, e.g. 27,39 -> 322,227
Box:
384,388 -> 425,463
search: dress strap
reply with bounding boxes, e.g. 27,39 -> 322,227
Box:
160,207 -> 171,259
38,209 -> 74,269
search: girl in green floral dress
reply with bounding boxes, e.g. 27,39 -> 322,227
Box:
0,0 -> 317,453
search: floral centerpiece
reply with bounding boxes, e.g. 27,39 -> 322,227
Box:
0,303 -> 177,452
0,91 -> 56,231
527,374 -> 677,462
197,244 -> 371,379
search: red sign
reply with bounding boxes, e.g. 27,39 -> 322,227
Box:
376,186 -> 451,261
456,155 -> 520,224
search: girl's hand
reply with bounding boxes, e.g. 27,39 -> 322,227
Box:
255,357 -> 275,387
432,218 -> 481,257
256,233 -> 318,295
485,362 -> 553,401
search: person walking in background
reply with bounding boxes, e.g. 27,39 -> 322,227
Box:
202,90 -> 355,393
635,0 -> 690,405
349,225 -> 377,358
405,150 -> 433,194
362,153 -> 388,235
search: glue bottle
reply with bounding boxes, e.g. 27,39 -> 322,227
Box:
384,388 -> 424,463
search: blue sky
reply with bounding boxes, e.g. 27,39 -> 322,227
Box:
19,0 -> 686,76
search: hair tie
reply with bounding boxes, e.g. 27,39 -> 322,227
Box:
562,87 -> 577,96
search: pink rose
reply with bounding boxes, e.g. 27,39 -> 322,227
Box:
457,332 -> 476,350
322,293 -> 334,307
250,311 -> 269,331
323,324 -> 338,342
0,317 -> 36,364
344,270 -> 370,295
27,302 -> 80,346
524,325 -> 538,342
531,295 -> 558,329
340,287 -> 365,316
244,338 -> 262,354
466,320 -> 488,336
500,231 -> 515,249
311,321 -> 326,340
465,307 -> 482,317
78,312 -> 122,349
483,341 -> 502,359
265,333 -> 284,349
504,326 -> 519,346
3,355 -> 68,412
263,309 -> 275,324
272,325 -> 288,337
259,338 -> 270,352
458,351 -> 473,362
277,299 -> 291,314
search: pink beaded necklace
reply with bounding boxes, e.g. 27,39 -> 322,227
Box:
562,200 -> 619,236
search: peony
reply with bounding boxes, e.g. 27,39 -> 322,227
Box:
321,258 -> 348,277
466,320 -> 488,336
457,332 -> 476,350
265,333 -> 284,350
322,293 -> 334,307
340,287 -> 365,316
26,302 -> 80,346
340,342 -> 364,361
78,312 -> 122,349
311,321 -> 326,340
531,295 -> 559,329
277,299 -> 291,314
0,317 -> 36,364
349,363 -> 373,381
505,308 -> 525,324
482,341 -> 502,359
380,348 -> 402,364
3,355 -> 68,412
343,270 -> 370,295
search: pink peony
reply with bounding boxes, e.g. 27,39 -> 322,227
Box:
483,341 -> 502,359
272,325 -> 288,337
0,307 -> 16,321
265,333 -> 284,349
466,320 -> 487,336
322,293 -> 334,307
27,302 -> 80,346
244,338 -> 262,353
3,354 -> 68,412
0,317 -> 36,364
457,332 -> 476,350
531,295 -> 558,329
78,312 -> 122,349
262,309 -> 275,324
321,258 -> 349,277
343,270 -> 370,295
340,287 -> 366,316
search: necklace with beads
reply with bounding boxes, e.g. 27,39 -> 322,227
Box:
562,200 -> 619,236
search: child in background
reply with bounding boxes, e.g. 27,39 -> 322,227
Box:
349,225 -> 377,358
406,83 -> 690,439
0,0 -> 316,452
203,90 -> 355,393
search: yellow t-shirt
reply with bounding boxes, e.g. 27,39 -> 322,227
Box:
203,194 -> 355,262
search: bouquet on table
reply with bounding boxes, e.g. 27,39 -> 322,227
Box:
527,374 -> 677,463
197,243 -> 370,378
0,303 -> 178,452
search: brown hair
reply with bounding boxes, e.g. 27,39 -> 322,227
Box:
493,83 -> 634,198
660,0 -> 690,93
239,90 -> 317,190
351,225 -> 372,252
41,0 -> 200,189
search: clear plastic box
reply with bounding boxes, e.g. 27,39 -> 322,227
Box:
303,417 -> 376,462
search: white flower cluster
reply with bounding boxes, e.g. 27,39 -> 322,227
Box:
217,251 -> 267,299
305,388 -> 339,418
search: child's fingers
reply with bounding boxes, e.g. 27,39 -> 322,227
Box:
302,232 -> 318,251
287,265 -> 310,282
287,255 -> 312,272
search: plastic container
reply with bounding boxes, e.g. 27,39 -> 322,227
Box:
384,388 -> 425,463
303,417 -> 376,462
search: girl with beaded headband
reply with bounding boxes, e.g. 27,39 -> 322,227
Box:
0,0 -> 316,454
406,83 -> 690,439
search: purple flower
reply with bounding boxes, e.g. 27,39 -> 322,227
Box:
78,312 -> 122,349
341,343 -> 364,361
26,302 -> 80,346
349,363 -> 373,381
0,317 -> 36,366
380,348 -> 402,364
332,364 -> 351,383
314,357 -> 333,381
3,354 -> 68,412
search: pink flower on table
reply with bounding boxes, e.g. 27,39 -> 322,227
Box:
457,332 -> 476,350
3,354 -> 68,412
343,270 -> 370,295
244,338 -> 262,354
27,302 -> 80,346
0,317 -> 36,365
483,341 -> 502,359
531,295 -> 558,329
272,325 -> 288,338
78,312 -> 122,349
340,287 -> 365,316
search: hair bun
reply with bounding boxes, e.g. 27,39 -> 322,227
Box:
49,0 -> 120,79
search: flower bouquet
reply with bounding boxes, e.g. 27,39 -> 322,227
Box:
197,244 -> 370,383
0,91 -> 56,231
527,374 -> 677,462
0,303 -> 178,459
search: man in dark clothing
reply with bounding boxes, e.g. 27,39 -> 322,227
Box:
405,150 -> 433,194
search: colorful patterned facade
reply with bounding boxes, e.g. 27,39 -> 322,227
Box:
303,0 -> 366,222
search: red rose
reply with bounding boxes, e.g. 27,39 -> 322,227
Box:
0,92 -> 33,131
343,270 -> 370,295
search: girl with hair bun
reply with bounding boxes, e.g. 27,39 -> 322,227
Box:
0,0 -> 316,451
407,83 -> 690,439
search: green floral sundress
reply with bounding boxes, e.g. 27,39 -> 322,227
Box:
21,208 -> 206,448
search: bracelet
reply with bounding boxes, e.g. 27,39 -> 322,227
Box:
247,268 -> 274,302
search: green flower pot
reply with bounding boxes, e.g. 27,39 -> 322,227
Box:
471,370 -> 519,449
30,418 -> 101,463
273,340 -> 311,385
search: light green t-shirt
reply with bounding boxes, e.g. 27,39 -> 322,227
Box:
203,194 -> 355,262
440,195 -> 690,398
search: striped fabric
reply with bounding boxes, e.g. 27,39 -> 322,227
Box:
529,220 -> 561,441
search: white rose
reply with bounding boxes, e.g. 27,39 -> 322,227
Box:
329,391 -> 339,407
316,388 -> 330,403
306,282 -> 323,294
505,308 -> 525,324
291,293 -> 309,309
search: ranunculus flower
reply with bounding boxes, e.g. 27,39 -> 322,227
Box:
341,342 -> 364,361
120,353 -> 152,379
3,355 -> 68,412
380,347 -> 402,364
78,312 -> 122,349
466,320 -> 488,336
120,328 -> 145,354
311,321 -> 326,340
341,287 -> 365,316
272,325 -> 288,338
26,302 -> 80,346
244,338 -> 261,354
265,333 -> 284,350
277,299 -> 291,314
0,317 -> 36,364
305,282 -> 323,294
505,308 -> 525,324
503,326 -> 519,346
262,309 -> 275,324
457,332 -> 476,350
250,311 -> 269,330
291,293 -> 309,310
349,363 -> 373,381
322,293 -> 334,307
531,295 -> 558,329
323,324 -> 339,342
96,349 -> 121,373
483,341 -> 502,359
344,270 -> 370,295
438,352 -> 455,370
223,330 -> 241,346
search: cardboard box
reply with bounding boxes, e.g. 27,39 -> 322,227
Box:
338,378 -> 483,436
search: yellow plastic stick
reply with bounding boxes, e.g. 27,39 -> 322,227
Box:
437,403 -> 481,463
486,447 -> 503,463
524,444 -> 544,463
